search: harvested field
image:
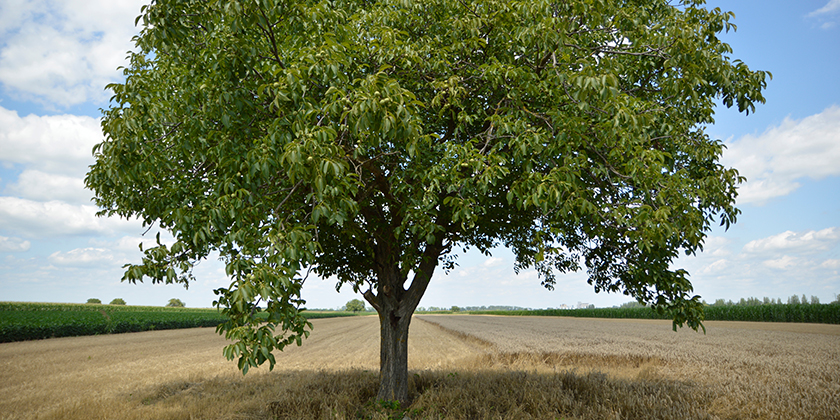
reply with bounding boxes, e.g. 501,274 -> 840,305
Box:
418,315 -> 840,420
1,314 -> 837,419
0,315 -> 485,420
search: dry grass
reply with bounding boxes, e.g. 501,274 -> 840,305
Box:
0,314 -> 837,419
418,315 -> 840,420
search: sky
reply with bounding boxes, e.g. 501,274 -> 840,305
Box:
1,0 -> 838,310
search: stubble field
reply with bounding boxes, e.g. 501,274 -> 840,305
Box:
0,315 -> 837,419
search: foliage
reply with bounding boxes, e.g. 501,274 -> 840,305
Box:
0,302 -> 363,343
110,298 -> 127,305
471,303 -> 840,324
86,0 -> 768,400
0,302 -> 225,342
86,298 -> 101,304
345,299 -> 366,312
166,298 -> 186,308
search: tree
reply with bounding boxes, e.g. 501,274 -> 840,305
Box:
86,298 -> 101,304
345,298 -> 366,312
110,298 -> 127,305
86,0 -> 768,404
166,298 -> 186,308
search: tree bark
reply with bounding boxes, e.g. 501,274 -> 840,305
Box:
376,302 -> 412,404
362,222 -> 448,404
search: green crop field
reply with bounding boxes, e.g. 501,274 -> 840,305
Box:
470,303 -> 840,324
0,302 -> 363,343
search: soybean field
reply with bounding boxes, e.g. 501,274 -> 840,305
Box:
0,302 -> 360,342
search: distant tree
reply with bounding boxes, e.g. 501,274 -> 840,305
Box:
109,298 -> 127,305
86,298 -> 101,304
810,296 -> 820,305
802,294 -> 808,305
345,299 -> 366,313
87,0 -> 768,403
788,295 -> 801,305
587,304 -> 596,309
450,306 -> 461,312
166,298 -> 186,308
620,301 -> 646,309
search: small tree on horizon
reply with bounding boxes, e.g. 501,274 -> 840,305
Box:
109,298 -> 127,305
86,0 -> 768,404
166,298 -> 186,308
86,298 -> 101,304
345,299 -> 366,313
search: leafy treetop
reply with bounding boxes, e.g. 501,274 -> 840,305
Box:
87,0 -> 768,389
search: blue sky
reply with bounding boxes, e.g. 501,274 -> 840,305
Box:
1,0 -> 838,309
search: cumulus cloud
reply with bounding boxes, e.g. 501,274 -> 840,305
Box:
0,236 -> 31,252
4,169 -> 91,204
483,256 -> 503,267
0,0 -> 147,107
48,247 -> 114,267
0,197 -> 139,237
822,259 -> 840,269
722,105 -> 840,205
762,255 -> 799,270
0,107 -> 102,176
743,228 -> 839,255
809,0 -> 840,16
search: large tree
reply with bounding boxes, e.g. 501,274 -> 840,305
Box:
86,0 -> 768,404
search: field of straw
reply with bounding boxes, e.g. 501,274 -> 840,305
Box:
0,315 -> 838,419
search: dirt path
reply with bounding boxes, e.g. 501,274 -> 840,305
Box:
0,316 -> 485,419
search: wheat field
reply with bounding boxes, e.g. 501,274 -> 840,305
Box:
0,315 -> 837,419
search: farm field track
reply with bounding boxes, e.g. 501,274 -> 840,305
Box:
1,315 -> 838,419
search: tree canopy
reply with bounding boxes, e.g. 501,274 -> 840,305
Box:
86,0 -> 768,403
345,299 -> 366,312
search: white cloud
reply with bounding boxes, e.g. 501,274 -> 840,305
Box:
762,255 -> 799,270
0,107 -> 102,176
743,228 -> 839,255
0,236 -> 30,252
722,105 -> 840,205
0,0 -> 147,107
0,197 -> 139,237
809,0 -> 840,16
483,256 -> 503,267
821,259 -> 840,269
4,169 -> 91,204
701,236 -> 731,257
700,258 -> 729,274
48,247 -> 114,267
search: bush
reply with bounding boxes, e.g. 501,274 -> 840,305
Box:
166,298 -> 186,308
345,299 -> 365,312
109,298 -> 126,305
86,298 -> 101,304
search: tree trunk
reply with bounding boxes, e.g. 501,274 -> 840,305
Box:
362,233 -> 446,405
376,303 -> 412,404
